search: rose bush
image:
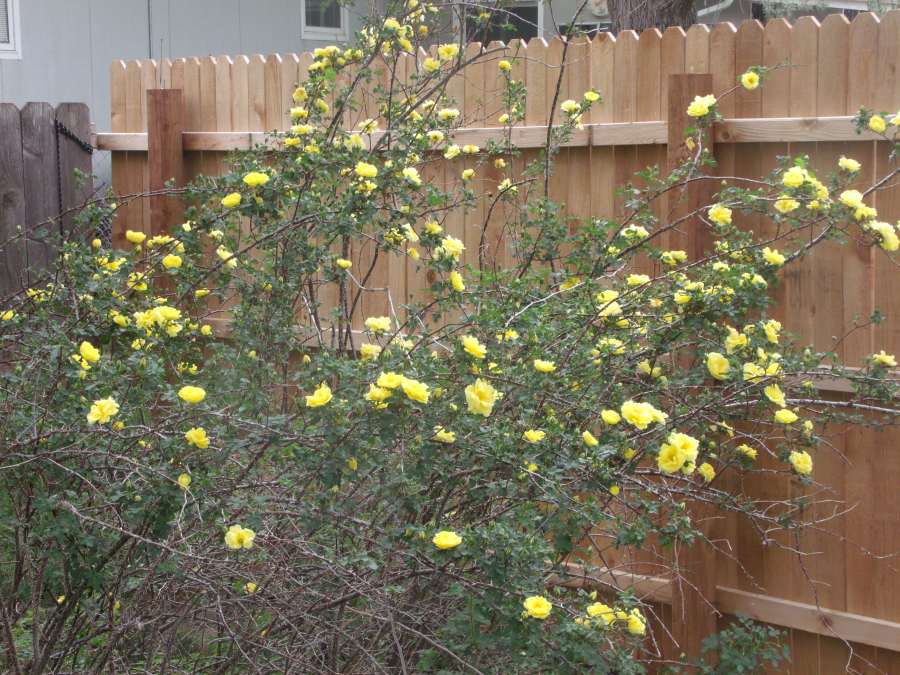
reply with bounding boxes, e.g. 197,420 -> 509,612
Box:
1,6 -> 899,673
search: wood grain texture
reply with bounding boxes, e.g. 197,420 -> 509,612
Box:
147,90 -> 185,236
0,104 -> 27,295
20,103 -> 58,277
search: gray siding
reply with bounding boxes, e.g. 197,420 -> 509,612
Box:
0,0 -> 373,134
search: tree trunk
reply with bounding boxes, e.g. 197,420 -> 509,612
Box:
607,0 -> 697,33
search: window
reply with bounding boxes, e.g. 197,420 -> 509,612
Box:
463,2 -> 543,43
302,0 -> 348,41
0,0 -> 21,60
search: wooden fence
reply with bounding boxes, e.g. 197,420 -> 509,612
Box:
0,103 -> 93,296
103,11 -> 900,672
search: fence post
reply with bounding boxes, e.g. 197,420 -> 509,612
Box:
147,89 -> 185,236
0,104 -> 27,296
667,73 -> 714,260
666,72 -> 719,662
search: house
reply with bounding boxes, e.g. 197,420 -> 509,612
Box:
0,0 -> 373,147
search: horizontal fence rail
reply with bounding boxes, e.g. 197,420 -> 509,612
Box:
93,116 -> 879,152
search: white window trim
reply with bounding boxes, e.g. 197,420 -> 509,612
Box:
458,0 -> 544,42
0,0 -> 22,60
301,0 -> 349,42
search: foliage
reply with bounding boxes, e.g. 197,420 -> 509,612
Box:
696,615 -> 789,674
1,5 -> 899,673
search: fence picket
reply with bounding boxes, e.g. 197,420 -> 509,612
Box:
20,103 -> 58,277
0,104 -> 26,295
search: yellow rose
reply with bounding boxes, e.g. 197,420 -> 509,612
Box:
838,155 -> 860,173
365,316 -> 392,334
184,426 -> 210,449
698,462 -> 716,482
360,343 -> 382,360
354,161 -> 378,179
242,171 -> 269,187
377,372 -> 403,389
224,524 -> 255,550
872,350 -> 897,367
560,99 -> 579,114
781,166 -> 807,188
762,247 -> 785,266
658,443 -> 686,474
498,59 -> 511,72
620,400 -> 667,430
686,93 -> 716,117
79,341 -> 101,363
221,192 -> 241,208
162,254 -> 182,269
774,197 -> 800,214
582,430 -> 599,446
178,385 -> 206,405
402,166 -> 422,185
437,43 -> 459,60
400,376 -> 430,404
533,359 -> 556,373
740,70 -> 759,90
336,258 -> 352,269
789,449 -> 813,474
438,235 -> 465,260
869,114 -> 886,133
774,408 -> 798,424
657,432 -> 698,474
707,204 -> 732,226
522,429 -> 545,443
432,530 -> 462,549
86,397 -> 119,425
305,382 -> 333,408
433,426 -> 456,443
764,383 -> 786,407
586,602 -> 615,624
600,409 -> 620,425
177,473 -> 191,490
125,230 -> 146,245
364,384 -> 392,403
706,352 -> 730,380
626,608 -> 646,635
522,595 -> 552,619
449,270 -> 465,292
737,444 -> 758,460
465,378 -> 500,417
461,335 -> 487,359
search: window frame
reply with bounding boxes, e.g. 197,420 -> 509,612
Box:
301,0 -> 349,42
0,0 -> 22,60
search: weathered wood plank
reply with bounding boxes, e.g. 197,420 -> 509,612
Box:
147,90 -> 185,236
20,102 -> 58,278
0,104 -> 27,295
55,103 -> 93,235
